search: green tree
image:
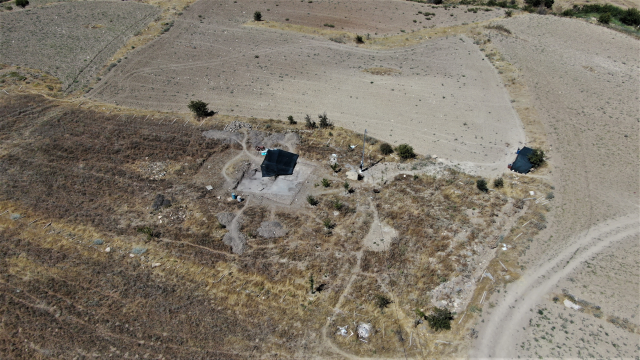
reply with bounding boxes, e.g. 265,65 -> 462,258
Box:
426,307 -> 454,331
477,179 -> 488,192
15,0 -> 28,8
379,143 -> 394,155
188,100 -> 212,118
375,295 -> 392,311
528,148 -> 545,167
396,144 -> 415,159
307,195 -> 319,206
321,178 -> 330,188
355,34 -> 364,44
253,11 -> 262,21
318,112 -> 332,128
287,115 -> 296,125
304,114 -> 316,129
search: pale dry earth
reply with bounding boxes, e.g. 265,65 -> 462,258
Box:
472,14 -> 640,358
87,0 -> 525,176
0,1 -> 159,92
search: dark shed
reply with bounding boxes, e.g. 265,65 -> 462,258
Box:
261,149 -> 299,177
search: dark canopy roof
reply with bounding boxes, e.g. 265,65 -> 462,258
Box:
261,149 -> 299,177
512,147 -> 534,174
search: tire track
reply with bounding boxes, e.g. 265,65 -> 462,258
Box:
473,212 -> 639,358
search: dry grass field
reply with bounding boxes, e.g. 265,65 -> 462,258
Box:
0,0 -> 638,358
0,1 -> 159,92
0,93 -> 553,358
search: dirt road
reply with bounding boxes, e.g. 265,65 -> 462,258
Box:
472,212 -> 639,358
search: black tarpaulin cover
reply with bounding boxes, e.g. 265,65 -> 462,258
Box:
261,149 -> 299,177
512,147 -> 534,174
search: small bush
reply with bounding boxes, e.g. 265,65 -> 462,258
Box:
493,177 -> 504,188
253,11 -> 262,21
355,34 -> 364,44
304,114 -> 316,129
323,219 -> 334,229
528,148 -> 545,167
307,195 -> 319,206
375,295 -> 392,310
598,12 -> 611,24
332,199 -> 344,210
15,0 -> 28,7
380,143 -> 394,155
561,9 -> 573,16
188,100 -> 213,118
505,9 -> 513,17
343,181 -> 350,192
318,112 -> 332,128
477,179 -> 488,192
287,115 -> 296,125
546,192 -> 554,200
396,144 -> 415,159
321,178 -> 330,188
330,163 -> 340,173
426,307 -> 454,331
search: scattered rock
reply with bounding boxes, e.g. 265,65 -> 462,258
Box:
93,239 -> 104,245
357,323 -> 372,339
131,247 -> 147,255
564,299 -> 582,311
151,263 -> 162,268
152,194 -> 171,211
223,120 -> 252,132
105,247 -> 111,252
10,213 -> 21,221
257,221 -> 287,238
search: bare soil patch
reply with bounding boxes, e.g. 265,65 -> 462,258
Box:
0,1 -> 158,92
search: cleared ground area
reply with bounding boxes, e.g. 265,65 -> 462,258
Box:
88,0 -> 524,173
0,1 -> 158,92
472,14 -> 640,358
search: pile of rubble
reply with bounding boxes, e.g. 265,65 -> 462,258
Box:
224,121 -> 252,132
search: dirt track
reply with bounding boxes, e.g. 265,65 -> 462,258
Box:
87,1 -> 524,176
474,213 -> 639,357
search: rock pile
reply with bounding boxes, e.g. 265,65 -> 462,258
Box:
224,121 -> 252,132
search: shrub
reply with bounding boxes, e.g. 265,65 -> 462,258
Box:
546,191 -> 554,200
561,9 -> 573,16
253,11 -> 262,21
332,199 -> 344,210
544,0 -> 553,9
380,143 -> 394,155
343,181 -> 350,192
477,179 -> 488,192
330,163 -> 340,173
493,177 -> 504,188
396,144 -> 415,159
323,219 -> 334,229
375,295 -> 392,310
505,9 -> 513,17
621,8 -> 640,26
287,115 -> 296,125
321,178 -> 330,188
355,34 -> 364,44
598,12 -> 611,24
307,195 -> 318,206
188,100 -> 213,118
528,148 -> 545,167
304,114 -> 316,129
318,112 -> 332,128
426,307 -> 454,331
15,0 -> 28,7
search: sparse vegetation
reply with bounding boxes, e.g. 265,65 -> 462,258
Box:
477,179 -> 488,192
380,143 -> 394,155
528,148 -> 545,168
355,34 -> 364,44
494,177 -> 504,188
426,307 -> 454,331
304,114 -> 317,129
598,12 -> 611,24
318,112 -> 332,129
188,100 -> 213,118
287,115 -> 296,125
253,11 -> 262,21
323,218 -> 334,229
321,178 -> 330,188
307,195 -> 319,206
375,294 -> 392,311
395,144 -> 415,159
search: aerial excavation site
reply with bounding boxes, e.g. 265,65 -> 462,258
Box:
0,0 -> 638,358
